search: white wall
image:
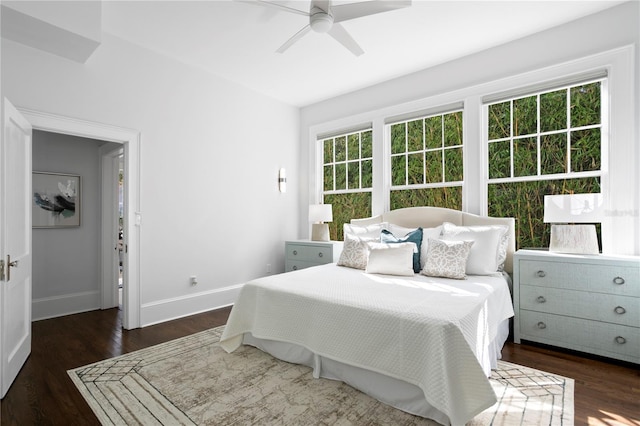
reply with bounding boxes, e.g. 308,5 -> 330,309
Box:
31,131 -> 113,320
2,32 -> 300,326
300,2 -> 640,255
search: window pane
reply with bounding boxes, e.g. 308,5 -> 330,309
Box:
540,89 -> 566,132
323,165 -> 333,191
488,177 -> 601,249
347,162 -> 360,189
513,137 -> 537,177
444,112 -> 462,147
425,150 -> 443,183
571,82 -> 600,127
408,119 -> 423,152
361,159 -> 372,187
335,163 -> 346,190
347,134 -> 359,161
390,187 -> 462,210
391,155 -> 406,186
541,133 -> 567,175
324,192 -> 372,241
488,140 -> 510,179
391,123 -> 406,154
424,116 -> 441,149
444,147 -> 463,182
488,101 -> 510,140
407,152 -> 424,185
514,96 -> 537,136
323,139 -> 333,164
571,128 -> 601,172
361,130 -> 372,158
335,136 -> 346,162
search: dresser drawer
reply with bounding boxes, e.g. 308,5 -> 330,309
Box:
520,285 -> 640,327
519,310 -> 640,363
519,260 -> 640,297
285,260 -> 320,272
286,244 -> 333,263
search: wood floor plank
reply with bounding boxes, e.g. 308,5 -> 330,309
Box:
1,307 -> 638,425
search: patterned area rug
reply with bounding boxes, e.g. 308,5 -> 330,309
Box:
68,326 -> 574,425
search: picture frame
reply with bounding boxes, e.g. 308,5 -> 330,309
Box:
32,171 -> 81,228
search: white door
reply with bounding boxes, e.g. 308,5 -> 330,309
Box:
0,98 -> 32,398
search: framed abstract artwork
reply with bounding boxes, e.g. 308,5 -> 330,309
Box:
32,172 -> 80,228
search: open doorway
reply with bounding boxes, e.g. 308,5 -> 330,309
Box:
21,108 -> 141,330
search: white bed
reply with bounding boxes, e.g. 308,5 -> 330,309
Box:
220,207 -> 516,426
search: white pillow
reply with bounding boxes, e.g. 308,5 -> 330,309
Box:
343,222 -> 389,240
421,238 -> 474,280
387,223 -> 417,237
337,234 -> 375,270
419,226 -> 443,269
365,242 -> 415,276
440,222 -> 508,275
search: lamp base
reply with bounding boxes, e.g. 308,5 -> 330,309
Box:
549,224 -> 599,254
311,223 -> 330,241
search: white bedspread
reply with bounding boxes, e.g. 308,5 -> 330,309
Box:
220,264 -> 514,425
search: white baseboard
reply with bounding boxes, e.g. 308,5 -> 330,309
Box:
33,290 -> 101,321
140,284 -> 242,327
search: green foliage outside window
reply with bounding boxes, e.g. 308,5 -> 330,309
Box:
488,177 -> 601,249
325,192 -> 372,241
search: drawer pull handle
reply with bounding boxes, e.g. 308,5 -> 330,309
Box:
318,252 -> 323,258
536,270 -> 546,278
536,296 -> 546,303
292,265 -> 298,271
614,306 -> 626,315
613,276 -> 625,285
536,321 -> 547,329
292,250 -> 298,256
615,336 -> 626,345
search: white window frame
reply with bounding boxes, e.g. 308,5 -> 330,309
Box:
307,46 -> 635,255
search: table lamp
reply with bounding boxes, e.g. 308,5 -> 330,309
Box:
543,193 -> 603,254
309,204 -> 333,241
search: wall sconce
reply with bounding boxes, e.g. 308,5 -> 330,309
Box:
309,204 -> 333,241
278,168 -> 287,193
544,193 -> 603,254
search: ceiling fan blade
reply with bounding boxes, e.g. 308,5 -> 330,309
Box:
332,0 -> 411,23
236,0 -> 309,17
276,24 -> 312,53
328,23 -> 364,56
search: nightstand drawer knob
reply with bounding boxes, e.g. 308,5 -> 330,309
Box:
615,336 -> 627,345
292,250 -> 298,256
318,252 -> 323,258
614,306 -> 626,315
292,265 -> 298,270
536,321 -> 547,329
613,276 -> 625,285
536,296 -> 546,303
536,270 -> 546,278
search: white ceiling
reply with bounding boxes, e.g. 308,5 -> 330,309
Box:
101,0 -> 627,107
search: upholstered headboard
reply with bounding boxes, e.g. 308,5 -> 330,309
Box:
351,207 -> 516,274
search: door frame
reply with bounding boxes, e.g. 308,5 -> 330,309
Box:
100,145 -> 124,310
19,108 -> 141,329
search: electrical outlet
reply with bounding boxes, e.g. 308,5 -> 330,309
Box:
190,276 -> 198,286
266,264 -> 271,273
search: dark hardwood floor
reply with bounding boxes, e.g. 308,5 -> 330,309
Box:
1,307 -> 638,425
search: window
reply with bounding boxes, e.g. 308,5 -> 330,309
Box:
388,110 -> 463,210
486,80 -> 604,249
321,128 -> 373,240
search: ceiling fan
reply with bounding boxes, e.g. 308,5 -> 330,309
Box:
241,0 -> 412,56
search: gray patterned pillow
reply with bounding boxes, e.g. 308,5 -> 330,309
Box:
337,233 -> 376,270
421,238 -> 474,280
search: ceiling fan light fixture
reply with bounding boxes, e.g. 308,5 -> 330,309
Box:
310,9 -> 333,33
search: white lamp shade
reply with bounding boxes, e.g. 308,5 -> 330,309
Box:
544,193 -> 603,223
309,204 -> 333,223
